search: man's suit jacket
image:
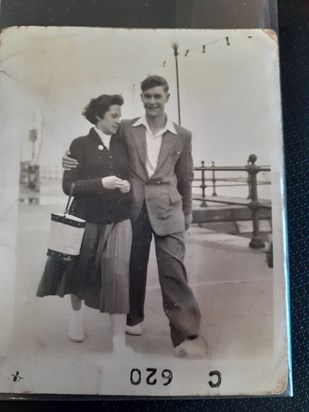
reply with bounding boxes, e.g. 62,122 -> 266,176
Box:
117,118 -> 194,236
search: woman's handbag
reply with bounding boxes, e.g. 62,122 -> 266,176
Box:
47,183 -> 86,260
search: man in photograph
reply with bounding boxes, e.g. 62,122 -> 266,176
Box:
63,75 -> 206,358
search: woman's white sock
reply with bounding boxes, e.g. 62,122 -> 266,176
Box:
68,309 -> 84,342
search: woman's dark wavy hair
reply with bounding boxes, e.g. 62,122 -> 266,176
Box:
82,94 -> 124,125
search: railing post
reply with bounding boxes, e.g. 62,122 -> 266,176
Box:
200,160 -> 207,207
247,159 -> 252,199
211,161 -> 217,196
247,154 -> 265,249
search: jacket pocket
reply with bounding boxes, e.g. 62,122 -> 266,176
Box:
169,191 -> 182,205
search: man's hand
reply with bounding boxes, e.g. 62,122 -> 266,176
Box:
119,180 -> 130,193
102,176 -> 125,190
62,150 -> 79,170
184,213 -> 193,230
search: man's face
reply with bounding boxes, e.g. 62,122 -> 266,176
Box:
96,105 -> 122,135
141,86 -> 170,118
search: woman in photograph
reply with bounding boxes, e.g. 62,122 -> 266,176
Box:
37,94 -> 133,355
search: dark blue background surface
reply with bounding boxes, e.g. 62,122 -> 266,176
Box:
0,0 -> 308,410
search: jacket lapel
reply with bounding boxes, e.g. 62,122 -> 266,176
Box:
89,127 -> 104,145
131,125 -> 148,175
153,130 -> 178,175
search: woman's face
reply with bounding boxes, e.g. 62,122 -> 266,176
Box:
96,105 -> 122,135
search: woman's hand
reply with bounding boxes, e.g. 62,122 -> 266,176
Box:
119,180 -> 130,193
63,150 -> 79,170
101,176 -> 124,190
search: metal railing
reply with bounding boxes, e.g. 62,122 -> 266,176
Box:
40,164 -> 63,180
193,154 -> 271,249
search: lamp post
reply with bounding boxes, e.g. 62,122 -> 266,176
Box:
29,128 -> 38,162
28,128 -> 40,195
172,42 -> 181,125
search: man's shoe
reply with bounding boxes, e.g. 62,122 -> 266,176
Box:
125,323 -> 143,336
174,336 -> 207,358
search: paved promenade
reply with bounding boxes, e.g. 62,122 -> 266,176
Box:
0,194 -> 274,396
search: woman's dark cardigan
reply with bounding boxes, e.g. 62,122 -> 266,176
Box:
63,128 -> 131,225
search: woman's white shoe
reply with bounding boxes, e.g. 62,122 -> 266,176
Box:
112,335 -> 134,356
68,310 -> 85,342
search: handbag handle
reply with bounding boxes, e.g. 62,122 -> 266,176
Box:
64,183 -> 76,215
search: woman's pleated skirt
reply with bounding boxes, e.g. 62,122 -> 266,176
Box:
37,219 -> 132,314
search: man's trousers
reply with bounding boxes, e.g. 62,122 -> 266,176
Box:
127,203 -> 201,347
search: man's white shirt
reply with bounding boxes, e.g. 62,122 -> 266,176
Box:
133,115 -> 177,177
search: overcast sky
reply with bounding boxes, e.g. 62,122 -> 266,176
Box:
1,27 -> 281,170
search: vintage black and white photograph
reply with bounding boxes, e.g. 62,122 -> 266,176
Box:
0,27 -> 291,396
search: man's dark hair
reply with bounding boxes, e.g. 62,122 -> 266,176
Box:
141,75 -> 169,93
82,94 -> 124,125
